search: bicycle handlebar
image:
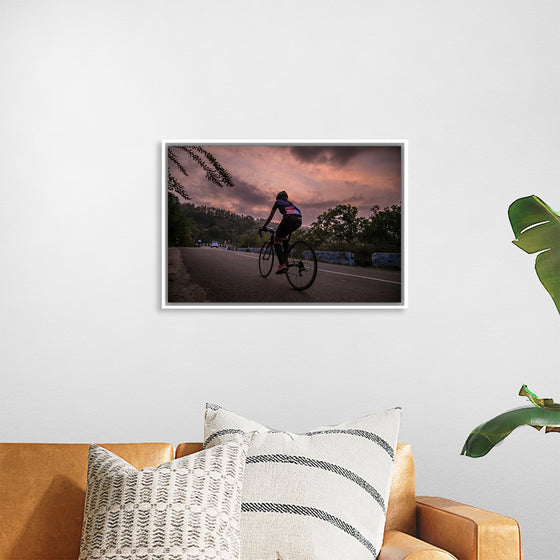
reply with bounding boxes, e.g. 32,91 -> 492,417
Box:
259,226 -> 275,238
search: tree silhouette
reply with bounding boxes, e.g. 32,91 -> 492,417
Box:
167,145 -> 234,200
360,204 -> 401,250
308,204 -> 364,245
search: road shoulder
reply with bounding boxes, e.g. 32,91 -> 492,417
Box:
167,247 -> 208,303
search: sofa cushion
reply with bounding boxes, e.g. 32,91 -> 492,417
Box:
79,441 -> 248,560
204,404 -> 401,560
385,443 -> 416,536
0,443 -> 173,560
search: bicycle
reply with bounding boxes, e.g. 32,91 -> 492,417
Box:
258,227 -> 318,291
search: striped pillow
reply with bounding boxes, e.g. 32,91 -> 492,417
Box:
204,405 -> 401,560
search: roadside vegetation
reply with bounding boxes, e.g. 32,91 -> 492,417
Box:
168,197 -> 401,266
294,203 -> 401,266
168,197 -> 261,247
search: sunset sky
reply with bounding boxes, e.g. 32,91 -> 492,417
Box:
168,144 -> 403,227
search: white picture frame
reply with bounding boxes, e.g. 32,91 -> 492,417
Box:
162,140 -> 408,309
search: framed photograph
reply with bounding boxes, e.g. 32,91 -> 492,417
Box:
162,141 -> 407,309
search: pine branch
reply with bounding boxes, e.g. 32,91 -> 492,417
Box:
168,148 -> 190,178
181,145 -> 234,188
167,169 -> 190,200
166,145 -> 235,200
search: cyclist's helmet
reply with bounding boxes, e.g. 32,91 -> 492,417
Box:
276,190 -> 288,201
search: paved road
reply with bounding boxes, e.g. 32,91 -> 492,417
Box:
175,247 -> 402,305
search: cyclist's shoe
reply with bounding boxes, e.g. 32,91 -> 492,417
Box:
275,263 -> 287,274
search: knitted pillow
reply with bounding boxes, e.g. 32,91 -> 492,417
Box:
79,440 -> 248,560
204,405 -> 401,560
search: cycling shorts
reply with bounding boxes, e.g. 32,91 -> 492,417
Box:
276,214 -> 302,239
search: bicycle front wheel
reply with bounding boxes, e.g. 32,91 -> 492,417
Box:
258,241 -> 274,277
286,241 -> 317,290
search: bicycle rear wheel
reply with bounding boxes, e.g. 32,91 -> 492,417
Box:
286,241 -> 317,290
258,241 -> 274,277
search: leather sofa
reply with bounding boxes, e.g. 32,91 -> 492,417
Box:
0,442 -> 522,560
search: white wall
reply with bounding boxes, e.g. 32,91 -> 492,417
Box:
1,1 -> 559,557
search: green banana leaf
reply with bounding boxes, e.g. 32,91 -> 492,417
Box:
508,195 -> 560,314
461,386 -> 560,458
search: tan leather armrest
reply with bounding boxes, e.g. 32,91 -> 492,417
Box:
416,497 -> 522,560
379,530 -> 457,560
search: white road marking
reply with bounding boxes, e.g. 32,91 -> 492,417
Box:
319,269 -> 401,284
231,252 -> 258,259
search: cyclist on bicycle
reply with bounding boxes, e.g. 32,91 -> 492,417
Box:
260,190 -> 303,274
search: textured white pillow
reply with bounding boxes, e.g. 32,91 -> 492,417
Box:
204,405 -> 401,560
79,441 -> 248,560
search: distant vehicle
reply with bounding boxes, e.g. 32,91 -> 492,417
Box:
210,241 -> 219,248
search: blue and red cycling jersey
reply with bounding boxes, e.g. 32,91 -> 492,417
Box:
273,199 -> 302,217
